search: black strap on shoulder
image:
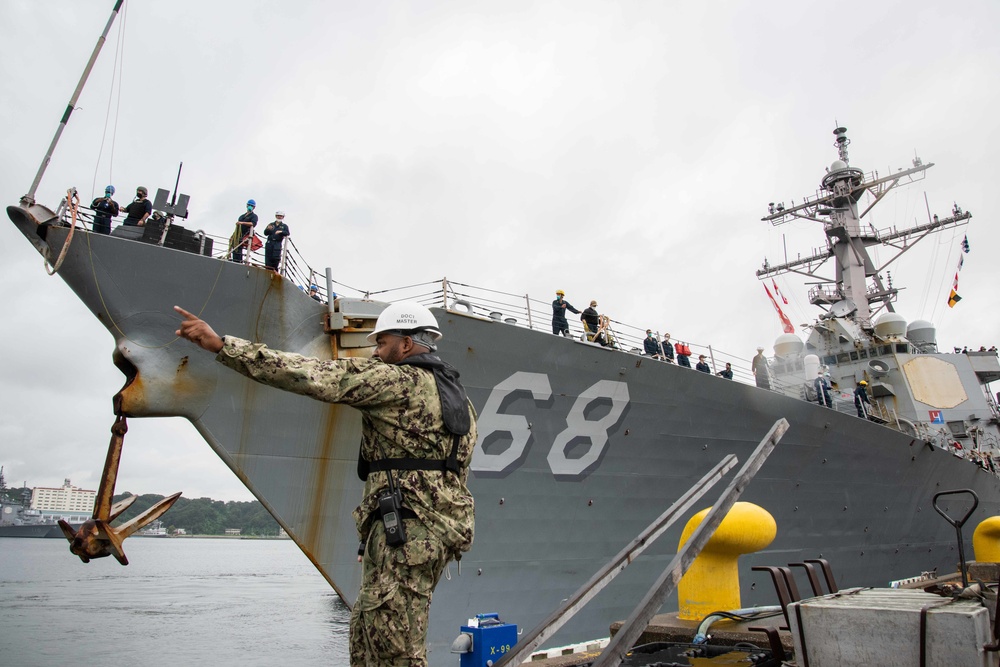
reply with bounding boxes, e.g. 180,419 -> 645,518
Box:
397,354 -> 471,436
357,445 -> 370,481
356,353 -> 470,481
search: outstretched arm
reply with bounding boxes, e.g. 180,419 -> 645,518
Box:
174,306 -> 224,353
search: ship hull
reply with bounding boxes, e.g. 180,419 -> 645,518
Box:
0,524 -> 65,538
9,204 -> 1000,658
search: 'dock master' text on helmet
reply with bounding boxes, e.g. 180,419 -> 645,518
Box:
367,301 -> 442,344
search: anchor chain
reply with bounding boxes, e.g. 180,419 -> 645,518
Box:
58,394 -> 182,565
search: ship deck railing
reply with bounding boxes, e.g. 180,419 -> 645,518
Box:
63,204 -> 761,385
769,375 -> 860,418
67,202 -> 331,299
60,200 -> 1000,470
366,277 -> 769,386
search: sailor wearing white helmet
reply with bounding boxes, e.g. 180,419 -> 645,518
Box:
173,300 -> 475,667
263,210 -> 290,272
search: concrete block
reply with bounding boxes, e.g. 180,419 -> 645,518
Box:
788,588 -> 995,666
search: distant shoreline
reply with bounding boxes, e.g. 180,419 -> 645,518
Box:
136,534 -> 292,540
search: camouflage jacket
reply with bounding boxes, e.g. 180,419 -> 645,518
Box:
217,336 -> 476,554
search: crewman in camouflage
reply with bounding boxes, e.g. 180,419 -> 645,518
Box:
174,301 -> 476,667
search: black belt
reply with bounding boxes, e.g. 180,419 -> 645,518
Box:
367,458 -> 452,473
358,434 -> 463,481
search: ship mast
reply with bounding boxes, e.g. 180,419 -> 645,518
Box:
23,0 -> 125,205
757,127 -> 971,329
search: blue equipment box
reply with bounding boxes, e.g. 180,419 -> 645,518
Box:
459,613 -> 518,667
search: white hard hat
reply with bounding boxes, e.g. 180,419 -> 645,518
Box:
275,210 -> 285,217
367,301 -> 442,344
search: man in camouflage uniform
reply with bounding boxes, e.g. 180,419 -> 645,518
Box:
174,302 -> 476,667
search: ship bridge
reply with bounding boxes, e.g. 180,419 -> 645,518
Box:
968,351 -> 1000,385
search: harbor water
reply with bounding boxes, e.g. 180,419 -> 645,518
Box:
0,537 -> 350,666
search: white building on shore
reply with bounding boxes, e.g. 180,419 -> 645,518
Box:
30,479 -> 96,523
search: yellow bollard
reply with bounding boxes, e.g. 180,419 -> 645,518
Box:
676,501 -> 776,621
973,516 -> 1000,563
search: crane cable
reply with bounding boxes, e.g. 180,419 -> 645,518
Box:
90,0 -> 128,200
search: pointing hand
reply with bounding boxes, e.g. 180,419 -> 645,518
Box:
174,306 -> 224,353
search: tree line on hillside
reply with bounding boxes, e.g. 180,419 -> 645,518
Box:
112,493 -> 280,536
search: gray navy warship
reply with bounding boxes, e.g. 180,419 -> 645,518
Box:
0,501 -> 66,539
6,7 -> 1000,658
8,124 -> 1000,659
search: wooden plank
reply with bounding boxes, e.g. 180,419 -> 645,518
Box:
493,453 -> 739,667
590,418 -> 789,667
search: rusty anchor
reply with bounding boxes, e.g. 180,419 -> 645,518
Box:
58,396 -> 181,565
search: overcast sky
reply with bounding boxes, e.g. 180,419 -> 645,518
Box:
2,0 -> 998,502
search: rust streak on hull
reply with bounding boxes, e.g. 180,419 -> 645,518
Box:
302,403 -> 340,560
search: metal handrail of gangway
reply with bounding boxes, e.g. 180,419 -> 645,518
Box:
494,418 -> 789,667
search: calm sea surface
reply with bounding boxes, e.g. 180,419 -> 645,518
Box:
0,537 -> 350,666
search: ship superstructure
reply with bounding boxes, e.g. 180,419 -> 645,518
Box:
758,128 -> 1000,461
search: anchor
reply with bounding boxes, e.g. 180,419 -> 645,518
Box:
58,395 -> 181,565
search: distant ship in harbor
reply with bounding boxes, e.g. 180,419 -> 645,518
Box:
0,501 -> 67,539
135,520 -> 169,537
0,472 -> 90,539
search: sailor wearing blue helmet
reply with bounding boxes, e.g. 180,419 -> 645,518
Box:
90,184 -> 120,235
229,198 -> 258,263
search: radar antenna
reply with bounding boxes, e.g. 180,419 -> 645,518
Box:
757,127 -> 971,329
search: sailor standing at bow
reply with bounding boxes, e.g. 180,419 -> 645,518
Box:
121,186 -> 152,227
174,301 -> 476,667
90,185 -> 119,235
229,199 -> 258,264
552,289 -> 580,337
263,210 -> 289,272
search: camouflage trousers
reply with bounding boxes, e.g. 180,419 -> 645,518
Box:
350,518 -> 449,666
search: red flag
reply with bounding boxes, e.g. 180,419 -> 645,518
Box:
764,284 -> 795,334
772,278 -> 788,305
